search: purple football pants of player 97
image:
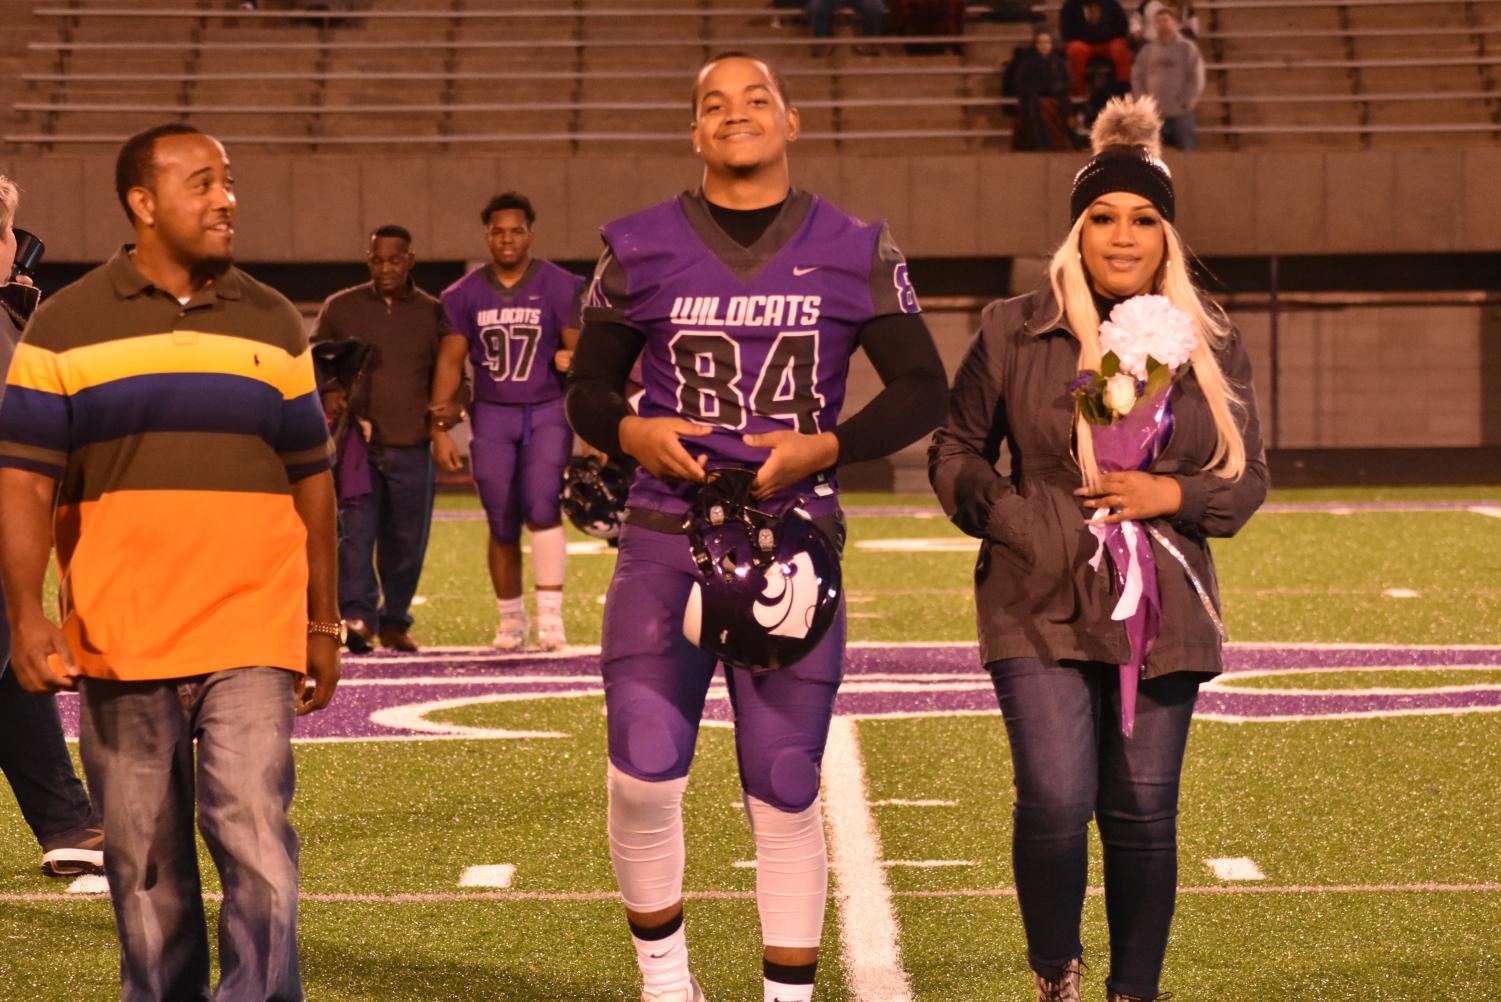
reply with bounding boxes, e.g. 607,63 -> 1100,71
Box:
601,523 -> 846,814
469,398 -> 573,543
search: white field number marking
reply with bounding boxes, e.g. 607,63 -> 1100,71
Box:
460,864 -> 516,889
1207,857 -> 1266,881
66,874 -> 109,895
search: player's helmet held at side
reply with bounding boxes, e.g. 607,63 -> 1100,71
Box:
559,454 -> 631,541
682,468 -> 841,674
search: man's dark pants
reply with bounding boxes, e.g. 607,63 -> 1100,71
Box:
338,443 -> 434,633
0,583 -> 99,850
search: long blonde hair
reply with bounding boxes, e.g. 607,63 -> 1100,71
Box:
1046,211 -> 1247,489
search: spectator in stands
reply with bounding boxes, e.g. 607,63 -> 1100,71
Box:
1131,9 -> 1205,149
1130,0 -> 1198,44
808,0 -> 886,52
0,174 -> 105,881
1059,0 -> 1134,98
1005,27 -> 1079,150
313,225 -> 457,654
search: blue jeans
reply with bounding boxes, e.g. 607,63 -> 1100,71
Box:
809,0 -> 885,37
0,582 -> 99,849
987,658 -> 1200,999
339,443 -> 434,631
78,667 -> 302,1002
1161,110 -> 1197,151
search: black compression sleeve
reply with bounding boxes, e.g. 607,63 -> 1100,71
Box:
564,320 -> 646,458
833,312 -> 950,465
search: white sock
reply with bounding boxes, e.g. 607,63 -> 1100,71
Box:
764,980 -> 814,1002
632,920 -> 691,996
530,524 -> 567,589
536,589 -> 563,620
497,596 -> 525,621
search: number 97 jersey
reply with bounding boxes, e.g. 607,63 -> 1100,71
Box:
441,259 -> 586,406
583,189 -> 920,517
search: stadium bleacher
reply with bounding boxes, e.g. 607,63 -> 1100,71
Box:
4,0 -> 1499,152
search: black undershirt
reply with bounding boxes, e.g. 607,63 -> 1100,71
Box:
565,199 -> 948,466
707,198 -> 787,249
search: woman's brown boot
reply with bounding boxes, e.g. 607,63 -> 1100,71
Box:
1034,958 -> 1082,1002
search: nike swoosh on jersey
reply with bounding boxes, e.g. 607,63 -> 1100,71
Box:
791,266 -> 819,276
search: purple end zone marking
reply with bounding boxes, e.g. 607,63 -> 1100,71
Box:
50,644 -> 1501,740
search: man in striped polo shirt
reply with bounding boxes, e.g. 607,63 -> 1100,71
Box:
0,124 -> 339,1001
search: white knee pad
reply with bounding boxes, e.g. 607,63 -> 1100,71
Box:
745,794 -> 828,949
607,763 -> 688,913
529,524 -> 567,589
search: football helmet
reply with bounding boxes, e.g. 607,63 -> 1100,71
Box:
310,338 -> 371,395
682,468 -> 841,674
559,455 -> 632,540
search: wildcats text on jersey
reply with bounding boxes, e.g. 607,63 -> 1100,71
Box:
669,295 -> 822,328
475,306 -> 543,327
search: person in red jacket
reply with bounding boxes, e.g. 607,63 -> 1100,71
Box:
1060,0 -> 1134,98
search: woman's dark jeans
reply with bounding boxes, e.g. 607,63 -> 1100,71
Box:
987,657 -> 1201,999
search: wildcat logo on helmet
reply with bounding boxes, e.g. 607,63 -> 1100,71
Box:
682,469 -> 841,673
753,552 -> 819,639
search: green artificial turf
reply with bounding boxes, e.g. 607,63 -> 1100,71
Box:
5,492 -> 1500,1000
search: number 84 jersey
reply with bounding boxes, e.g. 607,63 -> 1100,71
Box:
584,189 -> 920,516
441,259 -> 585,406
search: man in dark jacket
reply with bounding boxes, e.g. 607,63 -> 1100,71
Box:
0,173 -> 105,879
313,225 -> 458,653
1059,0 -> 1134,97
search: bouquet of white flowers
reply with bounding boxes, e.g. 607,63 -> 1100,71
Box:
1069,294 -> 1198,425
1067,294 -> 1200,738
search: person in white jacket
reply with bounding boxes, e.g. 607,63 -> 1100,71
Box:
1130,0 -> 1199,44
1130,9 -> 1205,149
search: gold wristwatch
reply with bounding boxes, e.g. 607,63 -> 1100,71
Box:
308,620 -> 348,644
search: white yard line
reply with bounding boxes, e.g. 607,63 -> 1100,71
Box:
16,882 -> 1499,905
1468,506 -> 1501,520
823,717 -> 916,1002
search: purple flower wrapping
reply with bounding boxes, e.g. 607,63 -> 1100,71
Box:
1088,387 -> 1174,737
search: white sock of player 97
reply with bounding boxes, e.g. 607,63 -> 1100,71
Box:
497,596 -> 525,622
535,588 -> 563,620
746,795 -> 828,949
530,524 -> 567,591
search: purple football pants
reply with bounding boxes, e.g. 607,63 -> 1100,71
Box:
469,399 -> 573,543
601,523 -> 845,814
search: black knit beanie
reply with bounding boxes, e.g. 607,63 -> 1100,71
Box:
1070,145 -> 1175,223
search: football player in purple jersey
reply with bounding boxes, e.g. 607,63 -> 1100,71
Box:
566,52 -> 948,1002
432,193 -> 585,651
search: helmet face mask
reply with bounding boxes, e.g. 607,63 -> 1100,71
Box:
560,455 -> 631,540
682,468 -> 841,674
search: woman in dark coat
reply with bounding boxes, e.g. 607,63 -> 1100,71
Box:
1006,28 -> 1077,151
928,96 -> 1267,1002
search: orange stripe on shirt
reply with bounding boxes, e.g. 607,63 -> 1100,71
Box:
56,489 -> 309,681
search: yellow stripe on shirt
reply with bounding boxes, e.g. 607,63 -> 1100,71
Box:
11,333 -> 315,400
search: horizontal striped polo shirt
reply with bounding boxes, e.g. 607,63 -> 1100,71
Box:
0,247 -> 334,682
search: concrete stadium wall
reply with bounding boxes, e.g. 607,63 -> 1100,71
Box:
6,147 -> 1498,457
5,149 -> 1501,262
